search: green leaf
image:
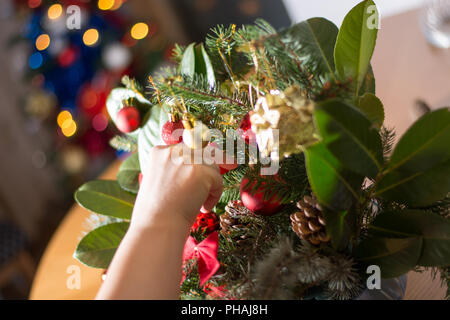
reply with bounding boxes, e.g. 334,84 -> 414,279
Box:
305,143 -> 362,211
358,93 -> 384,127
75,180 -> 136,220
117,153 -> 141,194
74,222 -> 129,268
138,105 -> 169,175
180,43 -> 216,88
314,99 -> 383,178
106,88 -> 152,138
359,64 -> 376,95
334,0 -> 379,95
322,208 -> 357,251
375,108 -> 450,206
180,43 -> 196,77
356,237 -> 423,278
200,44 -> 216,89
279,17 -> 338,78
369,209 -> 450,267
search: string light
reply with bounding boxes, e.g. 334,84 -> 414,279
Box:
110,0 -> 123,10
29,52 -> 43,69
83,29 -> 100,46
98,0 -> 115,11
57,110 -> 72,127
61,119 -> 77,137
35,34 -> 50,51
92,114 -> 109,132
131,22 -> 149,40
28,0 -> 42,9
48,4 -> 63,20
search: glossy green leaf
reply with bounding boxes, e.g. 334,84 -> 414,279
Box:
322,208 -> 357,251
279,17 -> 339,78
198,44 -> 216,88
369,209 -> 450,267
180,43 -> 215,88
180,43 -> 196,77
75,180 -> 136,220
305,142 -> 362,212
106,87 -> 152,138
334,0 -> 379,95
138,105 -> 169,175
314,99 -> 383,178
74,222 -> 129,268
375,108 -> 450,206
356,237 -> 423,278
358,93 -> 384,127
359,64 -> 376,95
117,153 -> 141,194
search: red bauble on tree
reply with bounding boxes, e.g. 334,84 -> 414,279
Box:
116,106 -> 140,133
240,177 -> 283,216
239,112 -> 256,144
161,119 -> 184,145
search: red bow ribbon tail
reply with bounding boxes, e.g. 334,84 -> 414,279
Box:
181,231 -> 220,287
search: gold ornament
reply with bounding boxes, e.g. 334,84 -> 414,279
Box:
182,119 -> 210,149
250,85 -> 318,158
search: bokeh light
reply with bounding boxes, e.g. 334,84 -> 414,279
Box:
57,110 -> 73,127
28,0 -> 42,9
131,22 -> 149,40
48,4 -> 63,20
98,0 -> 115,11
29,52 -> 43,69
110,0 -> 123,10
83,28 -> 100,46
36,34 -> 50,51
92,113 -> 109,132
61,119 -> 77,137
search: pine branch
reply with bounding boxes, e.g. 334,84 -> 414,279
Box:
150,73 -> 253,130
219,165 -> 247,204
109,135 -> 138,152
380,126 -> 396,164
244,153 -> 310,204
205,24 -> 251,81
171,43 -> 185,64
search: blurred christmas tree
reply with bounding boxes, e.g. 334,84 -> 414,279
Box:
8,0 -> 174,192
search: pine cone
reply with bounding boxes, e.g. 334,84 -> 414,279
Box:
290,195 -> 330,245
220,200 -> 254,242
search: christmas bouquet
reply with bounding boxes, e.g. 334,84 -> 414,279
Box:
74,0 -> 450,300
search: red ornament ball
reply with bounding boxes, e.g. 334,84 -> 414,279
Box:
219,167 -> 230,175
240,177 -> 283,216
116,106 -> 140,133
161,120 -> 184,145
191,212 -> 219,235
239,113 -> 256,145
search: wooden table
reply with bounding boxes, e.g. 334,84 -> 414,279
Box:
30,8 -> 448,300
29,161 -> 120,300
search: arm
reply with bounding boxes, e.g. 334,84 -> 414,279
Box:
96,144 -> 223,299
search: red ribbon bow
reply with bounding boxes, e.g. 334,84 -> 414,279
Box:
182,231 -> 220,287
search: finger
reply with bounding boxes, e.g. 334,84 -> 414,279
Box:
205,143 -> 239,171
201,171 -> 223,212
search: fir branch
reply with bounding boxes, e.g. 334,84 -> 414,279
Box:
171,43 -> 185,64
150,74 -> 252,130
244,153 -> 310,204
205,24 -> 251,81
109,135 -> 138,153
219,165 -> 247,204
380,126 -> 396,164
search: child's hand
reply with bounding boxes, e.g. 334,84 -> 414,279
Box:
130,144 -> 223,232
